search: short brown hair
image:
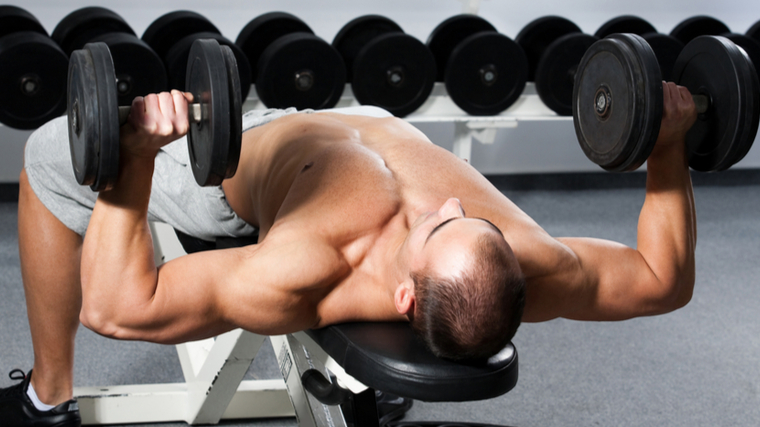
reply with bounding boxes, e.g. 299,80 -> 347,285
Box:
410,232 -> 525,361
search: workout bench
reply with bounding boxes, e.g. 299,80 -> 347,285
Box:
71,222 -> 518,426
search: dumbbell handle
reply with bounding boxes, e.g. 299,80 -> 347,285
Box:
117,104 -> 204,127
692,94 -> 709,114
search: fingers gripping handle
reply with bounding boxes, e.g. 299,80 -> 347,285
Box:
117,104 -> 204,126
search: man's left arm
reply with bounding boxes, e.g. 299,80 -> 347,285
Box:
523,82 -> 697,322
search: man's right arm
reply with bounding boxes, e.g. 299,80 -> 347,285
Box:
81,226 -> 348,344
523,82 -> 697,322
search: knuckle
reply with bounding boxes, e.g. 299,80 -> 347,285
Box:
176,118 -> 189,135
159,121 -> 173,136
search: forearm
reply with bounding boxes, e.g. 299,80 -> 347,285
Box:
80,149 -> 159,328
637,142 -> 697,303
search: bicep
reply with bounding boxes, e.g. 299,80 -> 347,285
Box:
216,238 -> 347,334
124,237 -> 344,343
119,248 -> 247,343
524,237 -> 669,322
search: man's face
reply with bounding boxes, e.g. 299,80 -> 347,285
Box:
404,198 -> 502,278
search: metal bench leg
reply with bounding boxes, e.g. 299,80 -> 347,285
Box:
271,334 -> 348,427
180,329 -> 267,424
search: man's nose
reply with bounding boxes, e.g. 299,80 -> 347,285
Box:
440,198 -> 465,218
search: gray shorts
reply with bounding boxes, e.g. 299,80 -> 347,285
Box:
24,106 -> 392,241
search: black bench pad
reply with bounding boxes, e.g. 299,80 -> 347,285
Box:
306,323 -> 517,402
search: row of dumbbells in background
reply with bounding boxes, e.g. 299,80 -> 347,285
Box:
3,5 -> 760,130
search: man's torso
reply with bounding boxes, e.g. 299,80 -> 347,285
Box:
220,112 -> 571,325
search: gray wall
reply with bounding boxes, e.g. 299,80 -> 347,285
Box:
12,0 -> 760,43
1,0 -> 759,181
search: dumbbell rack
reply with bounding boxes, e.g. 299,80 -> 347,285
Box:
243,81 -> 576,167
3,81 -> 760,185
404,82 -> 570,163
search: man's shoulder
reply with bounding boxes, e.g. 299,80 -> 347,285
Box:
245,229 -> 350,293
509,228 -> 579,281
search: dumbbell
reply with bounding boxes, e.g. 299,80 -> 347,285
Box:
744,21 -> 760,81
595,15 -> 684,81
670,15 -> 731,44
573,33 -> 759,172
68,39 -> 241,191
332,15 -> 436,117
332,15 -> 435,117
426,14 -> 527,116
667,15 -> 760,82
0,6 -> 68,129
722,34 -> 760,82
235,12 -> 345,110
749,20 -> 760,42
515,16 -> 598,116
52,6 -> 167,107
595,15 -> 657,37
142,11 -> 251,102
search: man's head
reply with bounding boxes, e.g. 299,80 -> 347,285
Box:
394,198 -> 526,361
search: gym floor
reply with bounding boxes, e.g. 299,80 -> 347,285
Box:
1,171 -> 759,427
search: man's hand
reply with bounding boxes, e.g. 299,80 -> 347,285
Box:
652,82 -> 698,157
120,90 -> 193,159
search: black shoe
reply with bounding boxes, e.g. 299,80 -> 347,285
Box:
376,390 -> 413,426
0,369 -> 81,427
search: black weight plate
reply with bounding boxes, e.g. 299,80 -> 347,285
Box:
427,14 -> 497,82
52,7 -> 135,55
236,12 -> 313,83
0,5 -> 47,39
186,39 -> 230,187
67,42 -> 120,191
748,20 -> 760,43
670,16 -> 730,45
723,33 -> 760,83
642,33 -> 684,81
89,32 -> 167,105
515,16 -> 582,81
67,49 -> 96,186
164,32 -> 251,101
595,15 -> 657,38
257,32 -> 345,110
333,15 -> 403,82
672,36 -> 760,171
729,47 -> 760,168
727,45 -> 760,168
611,33 -> 664,169
445,32 -> 527,116
536,33 -> 598,116
142,10 -> 220,61
352,33 -> 435,117
220,45 -> 242,180
0,32 -> 67,129
573,34 -> 663,171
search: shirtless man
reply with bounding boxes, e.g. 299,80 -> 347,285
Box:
1,82 -> 696,427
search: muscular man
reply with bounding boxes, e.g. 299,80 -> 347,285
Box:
1,82 -> 696,427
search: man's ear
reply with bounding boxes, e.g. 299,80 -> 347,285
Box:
394,279 -> 415,316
